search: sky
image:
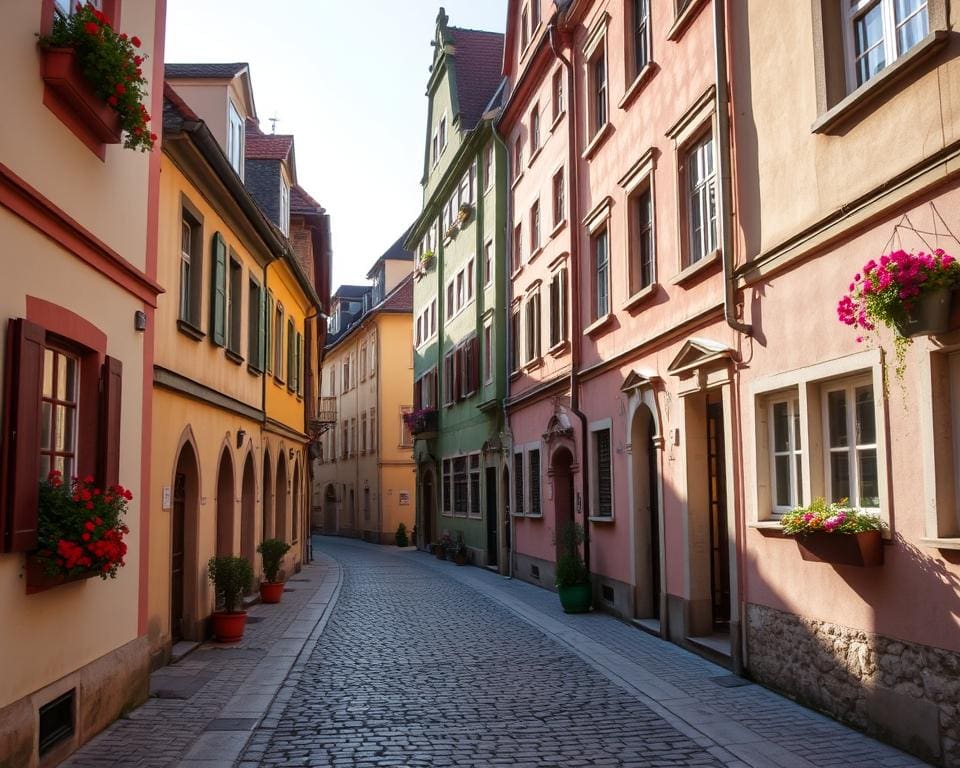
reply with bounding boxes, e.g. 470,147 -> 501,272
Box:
164,0 -> 508,290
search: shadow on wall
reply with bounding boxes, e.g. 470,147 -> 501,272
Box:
747,536 -> 960,767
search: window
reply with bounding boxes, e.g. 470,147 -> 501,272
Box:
265,292 -> 275,374
342,422 -> 349,459
484,143 -> 494,190
248,278 -> 265,371
552,170 -> 565,228
370,407 -> 377,451
770,397 -> 803,512
39,347 -> 79,481
632,0 -> 651,78
552,69 -> 565,122
531,0 -> 541,30
227,101 -> 244,178
280,179 -> 290,236
845,0 -> 929,89
685,133 -> 717,266
630,186 -> 655,294
179,204 -> 203,330
549,267 -> 568,348
446,281 -> 455,319
369,334 -> 378,375
453,457 -> 468,516
525,291 -> 541,363
513,139 -> 523,179
286,319 -> 296,391
469,454 -> 481,517
360,343 -> 367,380
432,130 -> 440,166
521,5 -> 530,49
439,115 -> 448,151
350,417 -> 357,456
514,451 -> 525,515
442,458 -> 452,514
530,200 -> 541,253
466,258 -> 475,303
529,448 -> 541,516
513,224 -> 523,272
824,380 -> 879,510
342,356 -> 351,392
456,271 -> 465,310
484,240 -> 494,286
227,256 -> 243,357
530,105 -> 541,156
444,351 -> 456,405
510,306 -> 521,373
593,226 -> 610,319
296,332 -> 303,396
593,427 -> 613,518
274,303 -> 284,378
483,322 -> 494,383
54,0 -> 101,15
590,48 -> 608,136
361,412 -> 368,454
211,233 -> 229,346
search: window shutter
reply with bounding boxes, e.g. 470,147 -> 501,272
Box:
211,233 -> 227,346
414,378 -> 423,411
1,319 -> 45,552
258,287 -> 266,370
559,269 -> 568,342
454,347 -> 463,400
471,337 -> 480,393
98,356 -> 122,489
296,333 -> 303,396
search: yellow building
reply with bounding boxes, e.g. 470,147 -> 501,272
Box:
313,236 -> 416,543
148,66 -> 323,661
0,2 -> 165,764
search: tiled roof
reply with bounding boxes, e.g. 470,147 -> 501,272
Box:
245,129 -> 294,161
448,27 -> 505,130
165,63 -> 248,80
162,82 -> 199,128
291,184 -> 324,214
381,273 -> 414,313
334,285 -> 370,300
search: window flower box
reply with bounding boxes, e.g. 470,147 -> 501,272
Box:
457,203 -> 473,224
40,47 -> 122,145
25,553 -> 98,594
895,287 -> 953,337
796,530 -> 883,567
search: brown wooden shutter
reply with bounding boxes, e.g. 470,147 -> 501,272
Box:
1,319 -> 45,552
98,356 -> 122,489
414,377 -> 423,411
471,337 -> 480,393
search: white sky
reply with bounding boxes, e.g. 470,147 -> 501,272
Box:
164,0 -> 508,290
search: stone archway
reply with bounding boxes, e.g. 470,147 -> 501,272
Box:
630,403 -> 662,620
215,448 -> 235,556
240,451 -> 257,577
171,440 -> 200,643
292,460 -> 301,545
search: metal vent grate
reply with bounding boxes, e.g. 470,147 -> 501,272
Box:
39,689 -> 74,755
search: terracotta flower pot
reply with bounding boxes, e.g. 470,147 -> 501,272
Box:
796,530 -> 883,567
211,610 -> 247,642
259,581 -> 284,604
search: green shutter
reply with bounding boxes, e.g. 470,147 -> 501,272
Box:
287,321 -> 294,389
265,293 -> 274,373
258,285 -> 266,370
296,332 -> 303,396
211,233 -> 226,346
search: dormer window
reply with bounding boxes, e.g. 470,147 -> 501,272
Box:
280,178 -> 290,236
227,102 -> 244,179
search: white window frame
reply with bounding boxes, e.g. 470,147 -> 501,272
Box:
525,442 -> 543,518
589,419 -> 615,521
685,132 -> 717,266
484,240 -> 494,287
821,376 -> 880,513
768,395 -> 804,515
227,101 -> 245,179
468,452 -> 482,519
279,178 -> 290,236
842,0 -> 929,92
484,143 -> 495,191
483,320 -> 494,384
512,448 -> 526,516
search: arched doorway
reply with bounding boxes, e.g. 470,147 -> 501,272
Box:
215,448 -> 235,556
292,460 -> 301,544
323,484 -> 337,533
631,404 -> 662,619
276,453 -> 288,543
262,452 -> 273,542
171,441 -> 200,643
551,446 -> 575,564
420,467 -> 435,547
240,452 -> 256,576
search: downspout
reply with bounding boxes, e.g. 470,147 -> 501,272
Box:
303,305 -> 319,565
715,0 -> 750,675
550,20 -> 591,576
489,107 -> 514,580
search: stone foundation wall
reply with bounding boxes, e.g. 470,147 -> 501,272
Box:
746,603 -> 959,767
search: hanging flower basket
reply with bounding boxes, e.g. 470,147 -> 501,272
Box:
895,287 -> 953,337
780,499 -> 885,568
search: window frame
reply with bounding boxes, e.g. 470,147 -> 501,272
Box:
589,420 -> 614,520
767,394 -> 804,515
683,130 -> 718,268
821,376 -> 880,513
842,0 -> 930,92
178,197 -> 204,334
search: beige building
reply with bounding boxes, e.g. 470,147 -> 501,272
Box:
312,235 -> 416,543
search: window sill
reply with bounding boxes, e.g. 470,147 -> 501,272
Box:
524,356 -> 544,372
581,122 -> 614,161
666,0 -> 709,42
225,348 -> 244,366
583,313 -> 614,338
511,172 -> 525,191
524,513 -> 544,520
510,264 -> 525,280
920,537 -> 960,551
588,515 -> 614,523
528,246 -> 544,264
670,248 -> 720,286
549,111 -> 566,134
548,339 -> 569,357
177,320 -> 205,341
811,30 -> 947,135
247,364 -> 262,377
748,520 -> 784,531
618,62 -> 658,111
273,377 -> 287,388
528,145 -> 543,168
549,219 -> 567,239
622,283 -> 658,313
509,369 -> 522,381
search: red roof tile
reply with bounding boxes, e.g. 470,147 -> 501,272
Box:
448,27 -> 505,130
381,274 -> 414,313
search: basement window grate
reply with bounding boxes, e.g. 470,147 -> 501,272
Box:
530,565 -> 540,579
601,585 -> 614,602
38,690 -> 74,756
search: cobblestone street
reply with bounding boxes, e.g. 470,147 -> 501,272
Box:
66,536 -> 927,767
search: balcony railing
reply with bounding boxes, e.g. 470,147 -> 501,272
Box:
403,408 -> 438,437
315,397 -> 337,426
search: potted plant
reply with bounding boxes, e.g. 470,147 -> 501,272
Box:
555,523 -> 591,613
207,555 -> 254,642
38,3 -> 155,151
837,249 -> 960,384
28,470 -> 131,594
451,533 -> 468,566
780,498 -> 885,567
420,249 -> 435,267
436,533 -> 452,560
256,538 -> 290,604
457,203 -> 473,224
395,522 -> 409,547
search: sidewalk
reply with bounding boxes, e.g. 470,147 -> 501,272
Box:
393,544 -> 924,768
62,552 -> 342,768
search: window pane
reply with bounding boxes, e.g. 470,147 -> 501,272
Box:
858,448 -> 880,507
41,402 -> 52,451
855,386 -> 876,445
854,4 -> 886,85
828,390 -> 848,447
596,429 -> 612,517
775,455 -> 792,507
773,402 -> 790,452
43,349 -> 54,398
792,399 -> 802,450
796,454 -> 804,506
895,0 -> 928,53
830,452 -> 851,503
39,454 -> 51,480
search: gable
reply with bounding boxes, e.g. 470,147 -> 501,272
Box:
666,337 -> 734,376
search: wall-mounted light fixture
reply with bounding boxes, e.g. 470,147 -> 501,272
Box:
289,448 -> 295,460
236,429 -> 246,448
134,310 -> 147,332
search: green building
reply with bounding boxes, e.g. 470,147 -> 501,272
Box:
406,9 -> 507,568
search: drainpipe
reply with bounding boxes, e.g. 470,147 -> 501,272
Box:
489,106 -> 514,580
304,306 -> 319,565
550,20 -> 591,576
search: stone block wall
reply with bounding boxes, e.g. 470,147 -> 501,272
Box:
746,603 -> 959,767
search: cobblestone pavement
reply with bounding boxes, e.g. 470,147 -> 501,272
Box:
239,538 -> 925,768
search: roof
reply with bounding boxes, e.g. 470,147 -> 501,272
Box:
333,285 -> 370,300
165,63 -> 248,80
291,184 -> 324,215
448,27 -> 505,130
326,274 -> 413,350
380,273 -> 413,313
365,228 -> 414,279
163,82 -> 200,126
245,119 -> 295,161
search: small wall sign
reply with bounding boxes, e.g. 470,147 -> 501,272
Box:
399,491 -> 410,505
161,486 -> 171,510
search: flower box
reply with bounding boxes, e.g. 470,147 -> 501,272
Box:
895,288 -> 954,337
40,47 -> 122,145
25,554 -> 98,595
796,530 -> 883,567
